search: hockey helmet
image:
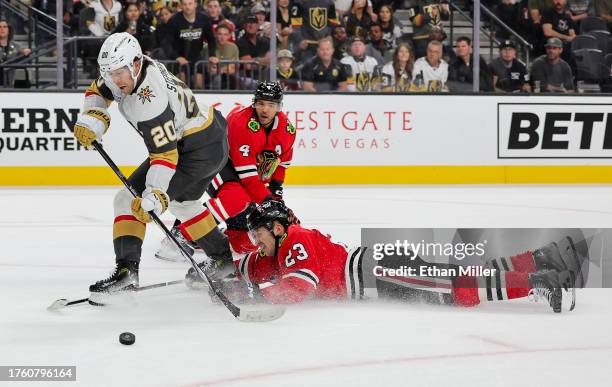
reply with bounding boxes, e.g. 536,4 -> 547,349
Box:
98,33 -> 143,98
247,200 -> 291,233
253,81 -> 283,104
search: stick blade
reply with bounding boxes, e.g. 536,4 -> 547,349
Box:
237,306 -> 286,322
47,299 -> 68,311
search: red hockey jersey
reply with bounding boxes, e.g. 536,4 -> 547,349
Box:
226,106 -> 296,203
236,225 -> 365,303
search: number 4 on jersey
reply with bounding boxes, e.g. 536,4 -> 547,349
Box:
285,243 -> 308,267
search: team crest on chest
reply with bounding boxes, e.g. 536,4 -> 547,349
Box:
310,7 -> 328,31
248,117 -> 261,132
286,121 -> 296,135
137,86 -> 155,104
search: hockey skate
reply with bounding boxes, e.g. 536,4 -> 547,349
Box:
154,225 -> 202,262
528,269 -> 575,313
88,261 -> 139,306
185,256 -> 235,290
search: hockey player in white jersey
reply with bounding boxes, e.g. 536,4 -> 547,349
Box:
73,33 -> 233,304
340,36 -> 380,92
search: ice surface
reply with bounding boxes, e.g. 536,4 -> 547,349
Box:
1,186 -> 611,387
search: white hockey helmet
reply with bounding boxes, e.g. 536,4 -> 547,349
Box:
98,33 -> 143,94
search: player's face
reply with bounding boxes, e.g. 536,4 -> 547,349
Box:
254,99 -> 280,126
251,226 -> 277,256
501,47 -> 516,61
107,59 -> 140,94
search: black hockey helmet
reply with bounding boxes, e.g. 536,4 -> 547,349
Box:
247,200 -> 291,232
253,81 -> 283,104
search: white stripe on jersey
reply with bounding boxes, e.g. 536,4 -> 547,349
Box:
283,271 -> 318,288
235,165 -> 257,171
238,171 -> 259,179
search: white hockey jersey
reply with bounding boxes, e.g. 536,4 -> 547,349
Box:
84,57 -> 213,192
87,0 -> 122,37
340,55 -> 379,92
380,62 -> 413,92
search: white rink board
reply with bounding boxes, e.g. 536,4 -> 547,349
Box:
0,93 -> 611,167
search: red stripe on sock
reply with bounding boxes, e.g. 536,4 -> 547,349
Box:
150,159 -> 177,169
114,215 -> 141,224
505,271 -> 531,299
510,251 -> 536,273
207,199 -> 227,221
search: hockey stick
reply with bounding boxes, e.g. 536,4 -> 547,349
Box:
92,141 -> 285,323
47,279 -> 184,311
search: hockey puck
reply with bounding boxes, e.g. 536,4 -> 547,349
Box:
119,332 -> 136,345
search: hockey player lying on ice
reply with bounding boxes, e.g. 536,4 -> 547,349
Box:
203,200 -> 583,313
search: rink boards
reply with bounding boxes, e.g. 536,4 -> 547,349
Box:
0,92 -> 611,185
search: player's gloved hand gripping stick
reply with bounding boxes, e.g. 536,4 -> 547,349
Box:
91,141 -> 285,322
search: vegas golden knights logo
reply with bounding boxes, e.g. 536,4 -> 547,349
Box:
104,16 -> 116,32
356,72 -> 370,92
310,7 -> 327,31
396,75 -> 411,92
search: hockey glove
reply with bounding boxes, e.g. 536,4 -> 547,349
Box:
268,180 -> 283,200
73,107 -> 111,147
131,188 -> 169,223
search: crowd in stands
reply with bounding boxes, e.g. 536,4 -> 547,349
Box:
1,0 -> 611,92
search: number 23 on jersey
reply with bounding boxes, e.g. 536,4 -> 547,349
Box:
285,243 -> 309,267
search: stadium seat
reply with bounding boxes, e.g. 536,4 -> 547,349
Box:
580,16 -> 607,34
588,30 -> 611,56
571,34 -> 598,52
573,48 -> 605,82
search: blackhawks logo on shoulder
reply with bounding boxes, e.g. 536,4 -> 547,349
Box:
286,121 -> 296,135
248,118 -> 261,132
137,86 -> 155,104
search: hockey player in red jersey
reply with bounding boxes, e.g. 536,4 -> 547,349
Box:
236,200 -> 578,313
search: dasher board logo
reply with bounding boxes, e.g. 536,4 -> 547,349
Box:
497,103 -> 612,159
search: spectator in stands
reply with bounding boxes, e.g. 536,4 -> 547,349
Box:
114,2 -> 154,55
408,0 -> 450,60
530,37 -> 575,92
380,42 -> 415,92
277,49 -> 301,90
251,2 -> 267,25
521,0 -> 548,57
277,0 -> 294,49
542,0 -> 576,60
206,0 -> 237,41
447,36 -> 493,92
0,19 -> 31,87
237,15 -> 270,77
489,39 -> 531,92
344,0 -> 374,39
412,40 -> 448,92
152,0 -> 181,15
301,37 -> 348,91
153,6 -> 175,58
86,0 -> 122,37
367,22 -> 391,64
292,0 -> 339,63
341,36 -> 379,91
167,0 -> 217,89
565,0 -> 590,29
137,0 -> 155,28
494,0 -> 523,40
378,4 -> 401,48
592,0 -> 612,30
332,24 -> 350,60
209,22 -> 239,89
